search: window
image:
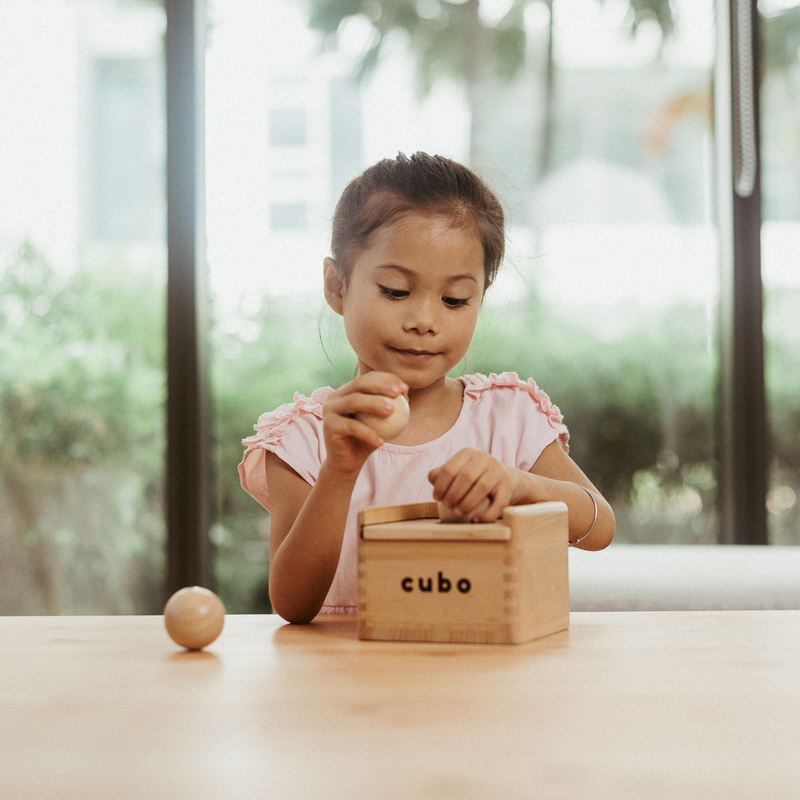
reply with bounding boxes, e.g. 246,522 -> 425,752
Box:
268,108 -> 308,147
0,0 -> 166,614
4,0 -> 792,616
91,58 -> 165,241
761,1 -> 800,542
269,201 -> 308,231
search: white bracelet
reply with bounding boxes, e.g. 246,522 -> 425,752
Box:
569,484 -> 598,547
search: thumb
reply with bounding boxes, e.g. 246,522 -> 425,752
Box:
428,467 -> 440,484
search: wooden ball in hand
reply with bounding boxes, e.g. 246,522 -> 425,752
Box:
164,586 -> 225,650
356,394 -> 410,441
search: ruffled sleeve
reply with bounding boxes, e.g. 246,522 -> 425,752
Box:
461,372 -> 569,468
238,387 -> 333,510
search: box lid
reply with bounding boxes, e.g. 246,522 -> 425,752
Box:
361,518 -> 511,542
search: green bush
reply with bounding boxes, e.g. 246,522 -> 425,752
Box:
0,241 -> 165,614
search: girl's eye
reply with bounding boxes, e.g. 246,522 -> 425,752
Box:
443,296 -> 469,308
379,285 -> 408,300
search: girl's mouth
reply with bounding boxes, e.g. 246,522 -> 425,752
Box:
392,347 -> 439,360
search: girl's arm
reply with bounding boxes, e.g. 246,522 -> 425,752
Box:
522,441 -> 614,550
429,441 -> 614,550
266,454 -> 357,623
267,372 -> 408,623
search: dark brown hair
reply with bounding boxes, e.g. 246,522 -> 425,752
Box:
330,152 -> 505,290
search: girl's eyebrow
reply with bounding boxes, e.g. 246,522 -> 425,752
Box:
376,264 -> 480,285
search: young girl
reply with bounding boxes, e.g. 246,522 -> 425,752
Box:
239,152 -> 614,624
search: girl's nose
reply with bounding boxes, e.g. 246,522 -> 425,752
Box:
403,298 -> 438,334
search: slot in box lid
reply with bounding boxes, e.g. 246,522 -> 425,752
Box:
359,501 -> 511,542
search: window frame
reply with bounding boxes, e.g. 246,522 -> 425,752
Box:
166,0 -> 211,594
715,0 -> 768,545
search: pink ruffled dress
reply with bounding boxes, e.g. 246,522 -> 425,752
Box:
238,372 -> 569,615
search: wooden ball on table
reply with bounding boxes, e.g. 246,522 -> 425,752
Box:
164,586 -> 225,650
356,393 -> 410,441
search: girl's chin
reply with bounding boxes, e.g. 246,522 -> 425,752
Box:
402,373 -> 454,392
359,354 -> 461,387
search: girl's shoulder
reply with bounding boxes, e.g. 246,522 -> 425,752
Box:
242,386 -> 334,449
239,387 -> 333,510
460,372 -> 568,445
462,372 -> 562,415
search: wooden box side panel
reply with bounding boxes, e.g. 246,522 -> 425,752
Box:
359,620 -> 516,644
512,505 -> 570,641
502,500 -> 568,527
358,540 -> 518,644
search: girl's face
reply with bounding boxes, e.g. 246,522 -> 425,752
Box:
326,213 -> 486,391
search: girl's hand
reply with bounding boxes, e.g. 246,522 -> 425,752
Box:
322,372 -> 408,477
429,448 -> 523,523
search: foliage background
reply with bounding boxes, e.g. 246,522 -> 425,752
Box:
2,232 -> 799,614
0,242 -> 164,614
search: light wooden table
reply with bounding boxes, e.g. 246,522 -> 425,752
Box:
2,611 -> 800,799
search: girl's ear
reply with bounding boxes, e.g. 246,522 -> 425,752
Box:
323,257 -> 345,315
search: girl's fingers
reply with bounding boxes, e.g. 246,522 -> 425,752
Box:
321,374 -> 411,474
453,476 -> 498,517
428,449 -> 473,501
429,450 -> 512,521
431,451 -> 487,507
337,371 -> 407,400
326,373 -> 409,425
326,412 -> 386,450
327,392 -> 397,420
362,372 -> 407,397
472,482 -> 511,522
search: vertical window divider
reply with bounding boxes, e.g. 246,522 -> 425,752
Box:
715,0 -> 769,544
166,0 -> 211,594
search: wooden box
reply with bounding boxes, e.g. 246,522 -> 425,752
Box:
357,501 -> 570,644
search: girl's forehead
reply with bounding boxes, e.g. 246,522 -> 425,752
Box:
352,213 -> 486,290
365,212 -> 482,252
